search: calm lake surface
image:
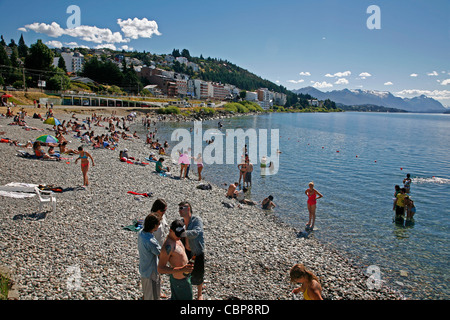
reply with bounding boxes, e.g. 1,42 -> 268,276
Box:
137,112 -> 450,299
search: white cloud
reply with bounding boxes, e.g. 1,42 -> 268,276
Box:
94,43 -> 117,50
395,89 -> 450,101
64,42 -> 90,49
410,73 -> 418,77
335,78 -> 349,85
299,72 -> 311,76
117,18 -> 161,39
25,22 -> 65,37
17,27 -> 27,32
384,81 -> 393,86
312,81 -> 333,89
120,45 -> 134,51
359,72 -> 372,77
287,79 -> 305,84
325,71 -> 351,78
65,25 -> 128,44
22,19 -> 166,45
441,79 -> 450,86
427,71 -> 439,76
45,40 -> 63,48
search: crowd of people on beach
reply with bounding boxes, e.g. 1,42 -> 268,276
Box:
1,106 -> 328,301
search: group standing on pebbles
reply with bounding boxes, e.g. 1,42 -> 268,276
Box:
0,106 -> 403,300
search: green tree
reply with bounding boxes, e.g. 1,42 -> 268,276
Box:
171,49 -> 180,57
18,34 -> 28,59
181,49 -> 191,59
58,56 -> 67,72
0,44 -> 10,67
47,70 -> 71,91
25,39 -> 54,72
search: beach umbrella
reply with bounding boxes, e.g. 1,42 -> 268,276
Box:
36,134 -> 59,144
43,117 -> 61,126
1,94 -> 13,98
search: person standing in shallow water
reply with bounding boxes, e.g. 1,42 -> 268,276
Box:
305,182 -> 323,231
75,146 -> 95,187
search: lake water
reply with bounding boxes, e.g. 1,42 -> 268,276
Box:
136,112 -> 450,300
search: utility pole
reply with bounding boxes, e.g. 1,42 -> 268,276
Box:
22,67 -> 26,91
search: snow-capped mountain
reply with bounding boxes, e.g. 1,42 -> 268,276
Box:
293,87 -> 446,113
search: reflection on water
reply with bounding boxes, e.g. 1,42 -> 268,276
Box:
135,112 -> 450,299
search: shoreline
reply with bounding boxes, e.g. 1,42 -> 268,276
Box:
0,106 -> 403,300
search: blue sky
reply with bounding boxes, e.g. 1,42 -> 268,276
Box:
1,0 -> 449,106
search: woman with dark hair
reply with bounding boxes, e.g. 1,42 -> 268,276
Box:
290,263 -> 323,300
150,199 -> 169,247
75,146 -> 95,187
33,141 -> 58,160
262,195 -> 276,210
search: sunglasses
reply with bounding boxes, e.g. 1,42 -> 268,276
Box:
179,206 -> 188,211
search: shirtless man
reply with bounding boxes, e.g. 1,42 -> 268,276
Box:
157,219 -> 194,300
226,182 -> 239,198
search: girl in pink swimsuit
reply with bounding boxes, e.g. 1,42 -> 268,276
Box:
75,146 -> 95,187
304,182 -> 323,231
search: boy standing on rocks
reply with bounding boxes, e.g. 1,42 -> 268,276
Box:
158,219 -> 194,300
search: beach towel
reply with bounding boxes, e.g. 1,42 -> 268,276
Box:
38,185 -> 63,193
122,219 -> 143,232
0,182 -> 38,198
127,191 -> 153,197
121,158 -> 149,166
197,183 -> 212,190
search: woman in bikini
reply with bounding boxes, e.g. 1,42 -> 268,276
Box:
75,146 -> 95,187
290,263 -> 323,300
304,181 -> 323,231
237,161 -> 247,187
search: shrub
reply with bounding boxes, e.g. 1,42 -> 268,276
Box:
157,106 -> 181,114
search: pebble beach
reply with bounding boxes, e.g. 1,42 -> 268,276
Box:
0,106 -> 403,300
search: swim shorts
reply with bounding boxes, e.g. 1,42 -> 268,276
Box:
169,274 -> 192,300
186,250 -> 204,286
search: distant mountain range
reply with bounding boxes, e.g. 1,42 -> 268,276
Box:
292,87 -> 447,113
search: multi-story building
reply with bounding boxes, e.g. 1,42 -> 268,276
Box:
274,92 -> 287,106
176,78 -> 188,97
245,91 -> 258,101
139,67 -> 178,96
212,82 -> 231,100
53,52 -> 84,73
189,79 -> 209,99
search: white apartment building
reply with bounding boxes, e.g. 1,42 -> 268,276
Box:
53,52 -> 84,73
245,91 -> 258,101
189,79 -> 207,99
